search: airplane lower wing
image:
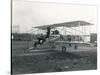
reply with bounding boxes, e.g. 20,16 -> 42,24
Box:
54,41 -> 93,45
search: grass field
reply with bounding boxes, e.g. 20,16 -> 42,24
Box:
11,40 -> 97,74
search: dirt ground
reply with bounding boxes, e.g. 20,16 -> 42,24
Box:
11,41 -> 97,74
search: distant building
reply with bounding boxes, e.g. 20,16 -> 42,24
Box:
12,33 -> 32,41
90,33 -> 97,43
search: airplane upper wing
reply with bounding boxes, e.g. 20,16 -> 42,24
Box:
34,20 -> 93,30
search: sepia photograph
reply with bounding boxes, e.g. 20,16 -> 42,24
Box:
11,0 -> 97,74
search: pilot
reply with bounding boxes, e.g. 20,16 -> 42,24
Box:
67,35 -> 72,47
37,34 -> 45,44
52,30 -> 59,35
46,26 -> 51,38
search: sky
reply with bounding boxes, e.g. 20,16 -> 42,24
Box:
12,0 -> 97,34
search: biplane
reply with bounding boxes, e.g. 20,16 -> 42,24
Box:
29,20 -> 94,52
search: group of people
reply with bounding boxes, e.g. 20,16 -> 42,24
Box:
34,27 -> 51,47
